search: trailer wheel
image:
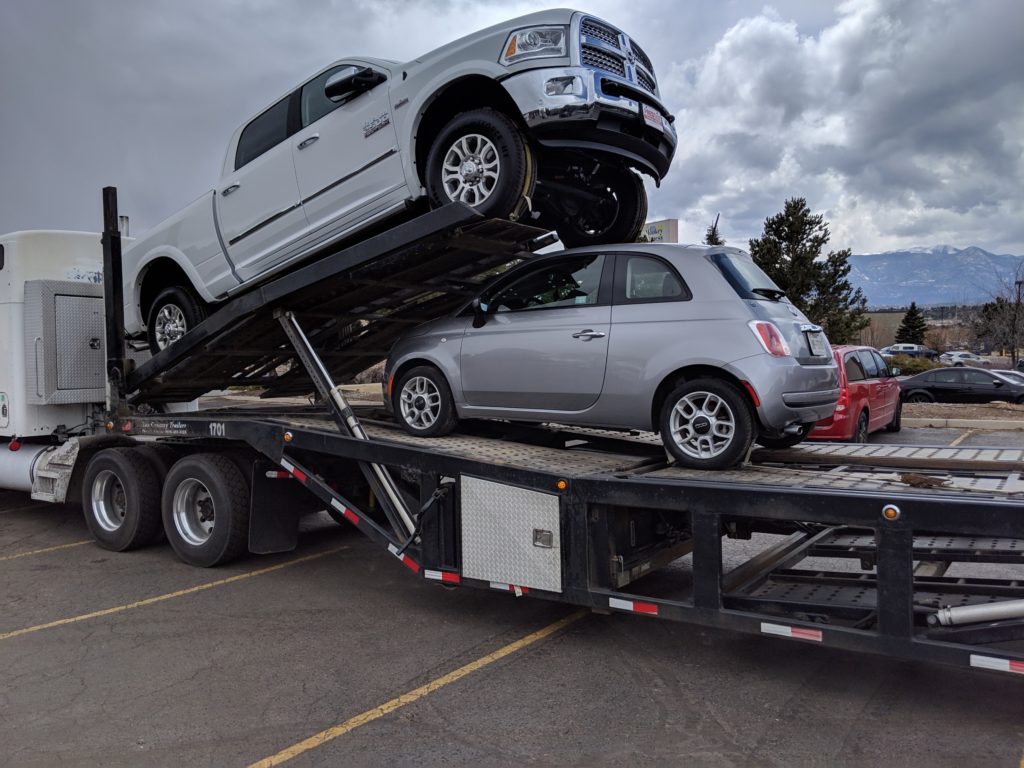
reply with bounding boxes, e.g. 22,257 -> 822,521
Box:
147,286 -> 207,354
394,365 -> 458,437
659,378 -> 753,470
134,443 -> 180,484
162,453 -> 250,567
425,108 -> 535,220
81,448 -> 163,551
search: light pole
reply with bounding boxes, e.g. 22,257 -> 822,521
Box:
1014,279 -> 1023,367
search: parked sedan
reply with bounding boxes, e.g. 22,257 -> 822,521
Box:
385,244 -> 840,469
809,345 -> 902,442
939,351 -> 991,367
901,367 -> 1024,404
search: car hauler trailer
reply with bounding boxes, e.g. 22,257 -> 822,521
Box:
1,188 -> 1023,676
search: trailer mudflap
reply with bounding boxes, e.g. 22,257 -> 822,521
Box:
248,459 -> 309,554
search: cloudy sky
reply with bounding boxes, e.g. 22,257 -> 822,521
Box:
2,0 -> 1022,254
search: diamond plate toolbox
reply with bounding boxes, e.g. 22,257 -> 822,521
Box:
460,475 -> 562,593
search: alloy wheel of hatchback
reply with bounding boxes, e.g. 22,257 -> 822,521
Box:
659,378 -> 753,470
400,376 -> 443,431
393,365 -> 459,437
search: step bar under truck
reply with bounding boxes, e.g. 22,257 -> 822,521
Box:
74,189 -> 1024,675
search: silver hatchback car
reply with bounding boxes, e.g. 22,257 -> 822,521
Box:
384,244 -> 840,469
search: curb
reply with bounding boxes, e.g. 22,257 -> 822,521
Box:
903,418 -> 1024,431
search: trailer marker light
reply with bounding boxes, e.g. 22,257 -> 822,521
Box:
424,569 -> 461,584
556,479 -> 567,491
387,543 -> 421,573
330,498 -> 359,525
8,439 -> 21,452
105,422 -> 114,431
969,654 -> 1024,675
490,582 -> 529,596
882,504 -> 901,521
761,621 -> 823,642
608,597 -> 659,616
121,421 -> 133,432
283,431 -> 294,443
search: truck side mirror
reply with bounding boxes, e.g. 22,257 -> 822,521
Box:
471,297 -> 488,328
325,67 -> 386,102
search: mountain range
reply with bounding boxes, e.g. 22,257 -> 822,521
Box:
847,246 -> 1024,309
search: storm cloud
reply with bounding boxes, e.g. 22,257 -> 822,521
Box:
2,0 -> 1022,254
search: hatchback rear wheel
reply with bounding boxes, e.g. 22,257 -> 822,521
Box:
659,378 -> 753,470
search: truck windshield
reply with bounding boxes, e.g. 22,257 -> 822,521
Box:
710,252 -> 786,302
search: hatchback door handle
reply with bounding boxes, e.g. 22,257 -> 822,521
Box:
572,329 -> 606,340
221,183 -> 240,196
297,134 -> 320,150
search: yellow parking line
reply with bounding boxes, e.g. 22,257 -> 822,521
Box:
949,429 -> 976,447
0,539 -> 92,562
0,545 -> 348,643
249,609 -> 587,768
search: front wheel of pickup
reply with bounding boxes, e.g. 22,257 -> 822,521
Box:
425,108 -> 535,220
147,285 -> 208,354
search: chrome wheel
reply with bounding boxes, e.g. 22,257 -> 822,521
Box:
668,390 -> 737,460
172,478 -> 216,546
91,469 -> 127,533
441,134 -> 500,207
154,304 -> 187,350
399,376 -> 442,431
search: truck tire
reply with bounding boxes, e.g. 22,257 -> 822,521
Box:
426,108 -> 535,220
393,365 -> 459,437
147,285 -> 208,354
81,447 -> 163,551
659,378 -> 753,470
542,165 -> 647,248
134,443 -> 181,543
162,453 -> 250,567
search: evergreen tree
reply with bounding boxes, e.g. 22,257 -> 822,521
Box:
704,214 -> 725,246
895,302 -> 927,344
748,198 -> 869,343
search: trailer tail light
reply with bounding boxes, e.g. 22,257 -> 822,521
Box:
748,321 -> 791,357
761,621 -> 822,642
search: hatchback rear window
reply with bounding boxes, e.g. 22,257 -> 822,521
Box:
711,252 -> 786,301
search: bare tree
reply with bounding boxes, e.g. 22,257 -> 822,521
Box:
973,263 -> 1024,363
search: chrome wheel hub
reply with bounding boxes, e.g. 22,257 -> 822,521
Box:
91,469 -> 127,532
399,376 -> 442,431
668,391 -> 736,460
154,304 -> 187,349
442,134 -> 500,207
172,478 -> 215,546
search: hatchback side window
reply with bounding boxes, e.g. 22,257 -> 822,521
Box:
844,353 -> 866,382
301,65 -> 357,127
235,96 -> 292,170
616,255 -> 690,303
857,349 -> 880,378
870,351 -> 891,377
491,255 -> 606,313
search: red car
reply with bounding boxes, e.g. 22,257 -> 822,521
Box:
809,345 -> 902,442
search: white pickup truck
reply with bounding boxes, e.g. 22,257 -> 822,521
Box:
123,8 -> 677,353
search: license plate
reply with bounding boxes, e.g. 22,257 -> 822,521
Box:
642,104 -> 663,130
806,331 -> 826,356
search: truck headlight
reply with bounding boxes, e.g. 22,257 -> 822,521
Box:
500,26 -> 568,65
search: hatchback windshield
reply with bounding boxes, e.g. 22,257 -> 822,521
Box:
711,252 -> 786,301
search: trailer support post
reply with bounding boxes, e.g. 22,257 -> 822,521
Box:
692,512 -> 723,610
101,186 -> 129,411
876,526 -> 915,638
277,310 -> 416,538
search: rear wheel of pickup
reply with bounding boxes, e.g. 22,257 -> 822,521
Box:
425,108 -> 535,220
536,163 -> 647,248
393,365 -> 458,438
147,285 -> 207,354
162,453 -> 250,567
659,378 -> 753,470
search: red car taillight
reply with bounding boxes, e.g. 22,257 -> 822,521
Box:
834,385 -> 849,413
748,321 -> 792,357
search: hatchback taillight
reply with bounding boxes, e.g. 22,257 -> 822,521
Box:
748,321 -> 791,357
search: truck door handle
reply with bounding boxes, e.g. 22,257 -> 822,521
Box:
572,329 -> 606,340
297,134 -> 320,150
221,183 -> 241,196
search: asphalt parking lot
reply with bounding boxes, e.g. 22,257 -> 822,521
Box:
2,426 -> 1023,767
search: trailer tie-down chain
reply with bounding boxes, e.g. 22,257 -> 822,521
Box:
395,484 -> 451,558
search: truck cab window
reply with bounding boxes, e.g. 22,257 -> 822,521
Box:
301,66 -> 358,126
235,96 -> 292,170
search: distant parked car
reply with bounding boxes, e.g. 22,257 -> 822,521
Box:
994,370 -> 1024,386
939,351 -> 991,367
900,368 -> 1024,404
880,343 -> 937,359
385,243 -> 840,469
809,345 -> 902,442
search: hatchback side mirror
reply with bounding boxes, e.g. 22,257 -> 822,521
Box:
891,367 -> 901,377
471,297 -> 488,328
325,67 -> 386,102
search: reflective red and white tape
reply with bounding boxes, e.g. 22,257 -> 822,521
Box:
490,582 -> 529,597
760,621 -> 823,642
387,543 -> 420,574
278,458 -> 307,484
970,654 -> 1024,675
608,597 -> 659,616
424,569 -> 461,584
329,498 -> 359,525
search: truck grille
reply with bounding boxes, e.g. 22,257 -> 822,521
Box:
578,17 -> 658,95
582,44 -> 626,78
